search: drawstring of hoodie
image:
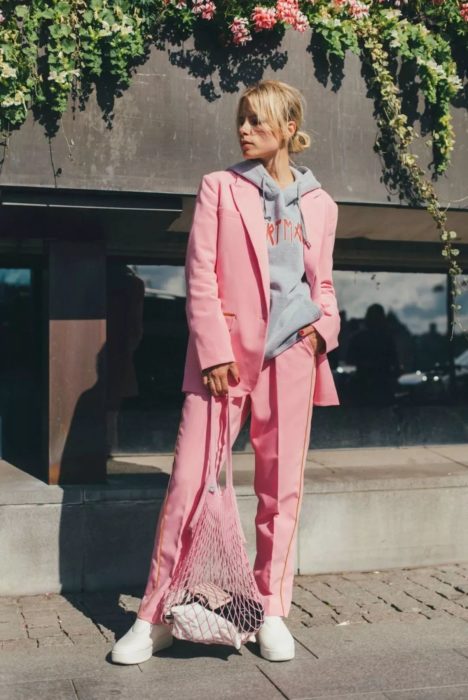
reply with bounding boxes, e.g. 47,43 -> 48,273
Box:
261,173 -> 311,249
294,179 -> 311,249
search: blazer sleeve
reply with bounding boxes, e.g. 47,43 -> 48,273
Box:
310,198 -> 340,354
185,173 -> 236,372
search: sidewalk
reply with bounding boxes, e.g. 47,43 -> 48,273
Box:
2,563 -> 468,698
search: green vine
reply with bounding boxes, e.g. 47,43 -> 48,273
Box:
355,17 -> 466,342
1,0 -> 467,338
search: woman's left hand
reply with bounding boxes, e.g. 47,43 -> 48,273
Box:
298,324 -> 326,354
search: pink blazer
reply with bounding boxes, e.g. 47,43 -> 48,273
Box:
181,168 -> 341,406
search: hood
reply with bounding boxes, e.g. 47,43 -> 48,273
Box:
227,157 -> 321,248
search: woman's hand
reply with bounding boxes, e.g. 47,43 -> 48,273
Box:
298,324 -> 326,354
202,361 -> 240,397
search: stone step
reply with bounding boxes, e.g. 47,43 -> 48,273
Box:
1,444 -> 467,595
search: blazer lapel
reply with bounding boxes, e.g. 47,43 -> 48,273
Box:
299,189 -> 325,282
230,179 -> 270,310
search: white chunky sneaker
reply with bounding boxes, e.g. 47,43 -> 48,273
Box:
111,617 -> 173,665
256,615 -> 295,661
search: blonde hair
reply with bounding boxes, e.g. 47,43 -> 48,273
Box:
235,80 -> 311,160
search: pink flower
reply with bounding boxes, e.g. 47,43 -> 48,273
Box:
230,16 -> 252,45
0,11 -> 5,23
276,0 -> 299,25
460,1 -> 468,19
192,0 -> 216,20
293,9 -> 309,31
276,0 -> 310,30
251,6 -> 277,31
347,0 -> 370,18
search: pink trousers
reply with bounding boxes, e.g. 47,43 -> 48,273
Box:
137,333 -> 318,622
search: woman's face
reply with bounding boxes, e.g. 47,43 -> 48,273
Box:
237,106 -> 285,160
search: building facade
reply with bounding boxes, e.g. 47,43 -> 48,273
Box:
1,31 -> 467,485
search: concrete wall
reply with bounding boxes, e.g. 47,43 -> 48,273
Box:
1,30 -> 467,209
2,447 -> 468,596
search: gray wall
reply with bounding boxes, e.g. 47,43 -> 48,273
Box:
1,30 -> 467,209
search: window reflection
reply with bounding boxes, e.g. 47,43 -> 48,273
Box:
331,271 -> 468,410
105,262 -> 187,455
0,268 -> 42,473
105,265 -> 468,455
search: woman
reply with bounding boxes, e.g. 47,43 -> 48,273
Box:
112,79 -> 340,665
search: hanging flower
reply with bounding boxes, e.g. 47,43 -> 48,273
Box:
192,0 -> 216,20
293,10 -> 309,31
229,16 -> 252,45
276,0 -> 310,31
347,0 -> 370,19
251,6 -> 277,31
460,1 -> 468,20
0,11 -> 5,23
276,0 -> 299,25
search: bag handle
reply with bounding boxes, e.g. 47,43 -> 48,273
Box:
189,391 -> 233,533
207,390 -> 233,490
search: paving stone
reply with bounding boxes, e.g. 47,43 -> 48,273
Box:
332,612 -> 369,626
322,580 -> 383,606
0,639 -> 38,652
59,622 -> 99,635
0,610 -> 21,621
360,606 -> 427,624
293,585 -> 337,613
27,626 -> 64,639
296,580 -> 349,606
74,665 -> 283,700
260,649 -> 468,698
0,679 -> 76,700
340,572 -> 389,582
67,634 -> 109,646
0,647 -> 137,683
312,694 -> 387,699
0,625 -> 27,642
37,636 -> 74,648
383,685 -> 468,699
430,569 -> 468,588
453,646 -> 468,660
22,615 -> 60,627
292,618 -> 468,658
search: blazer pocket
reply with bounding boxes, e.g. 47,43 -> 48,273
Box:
222,311 -> 237,331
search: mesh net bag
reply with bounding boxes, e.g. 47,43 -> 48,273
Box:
161,392 -> 265,649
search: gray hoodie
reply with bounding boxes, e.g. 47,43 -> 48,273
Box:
227,157 -> 324,360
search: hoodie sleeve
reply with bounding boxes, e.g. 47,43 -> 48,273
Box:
310,198 -> 340,354
185,173 -> 236,372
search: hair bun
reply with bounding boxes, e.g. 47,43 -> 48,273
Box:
290,129 -> 311,154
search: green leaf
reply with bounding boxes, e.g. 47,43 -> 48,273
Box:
14,5 -> 29,18
41,8 -> 55,20
49,24 -> 72,39
56,2 -> 72,16
61,38 -> 76,54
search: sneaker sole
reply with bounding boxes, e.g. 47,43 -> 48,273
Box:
111,637 -> 173,665
259,645 -> 295,662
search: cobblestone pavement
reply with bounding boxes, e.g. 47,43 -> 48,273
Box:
2,562 -> 468,651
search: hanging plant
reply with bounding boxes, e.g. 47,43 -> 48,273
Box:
0,0 -> 467,337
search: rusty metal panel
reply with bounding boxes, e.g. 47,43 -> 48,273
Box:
48,240 -> 107,484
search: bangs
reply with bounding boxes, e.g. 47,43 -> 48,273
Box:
237,86 -> 289,134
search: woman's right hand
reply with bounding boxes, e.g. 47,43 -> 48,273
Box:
202,361 -> 240,397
